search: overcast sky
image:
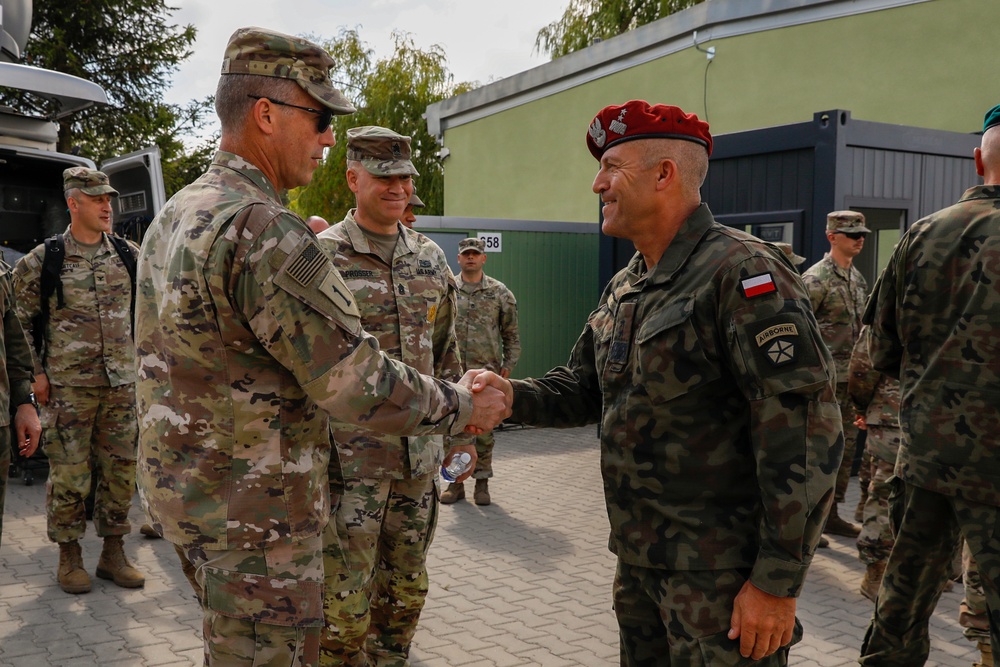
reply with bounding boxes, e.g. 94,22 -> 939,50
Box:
164,0 -> 571,106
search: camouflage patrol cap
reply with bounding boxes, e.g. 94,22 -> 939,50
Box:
409,191 -> 425,209
458,238 -> 485,254
346,126 -> 419,176
983,104 -> 1000,133
773,242 -> 806,267
63,167 -> 119,197
826,210 -> 871,234
221,27 -> 356,115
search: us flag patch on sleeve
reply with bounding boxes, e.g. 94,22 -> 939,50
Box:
741,273 -> 777,299
286,242 -> 326,287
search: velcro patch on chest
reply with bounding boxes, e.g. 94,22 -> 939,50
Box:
740,272 -> 777,299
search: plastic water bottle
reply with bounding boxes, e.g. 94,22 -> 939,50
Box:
440,451 -> 472,483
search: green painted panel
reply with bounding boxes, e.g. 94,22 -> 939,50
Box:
440,0 -> 993,224
444,229 -> 600,380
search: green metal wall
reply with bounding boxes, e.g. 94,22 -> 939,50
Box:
420,225 -> 600,380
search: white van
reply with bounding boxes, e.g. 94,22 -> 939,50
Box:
0,0 -> 164,264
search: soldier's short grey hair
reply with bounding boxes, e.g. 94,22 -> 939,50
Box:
215,74 -> 300,132
640,139 -> 709,195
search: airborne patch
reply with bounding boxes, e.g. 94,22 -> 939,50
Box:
286,242 -> 326,287
755,322 -> 799,366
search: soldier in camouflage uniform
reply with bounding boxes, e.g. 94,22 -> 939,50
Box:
0,256 -> 42,549
13,167 -> 144,595
848,325 -> 901,601
477,100 -> 842,665
135,28 -> 509,667
315,126 -> 476,666
859,104 -> 1000,666
802,210 -> 870,538
400,190 -> 424,229
441,237 -> 520,506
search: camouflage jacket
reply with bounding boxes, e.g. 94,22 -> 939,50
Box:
510,205 -> 842,597
0,259 -> 36,425
802,254 -> 868,383
135,151 -> 474,550
864,184 -> 1000,506
13,231 -> 138,387
318,212 -> 471,480
454,273 -> 520,374
847,325 -> 900,462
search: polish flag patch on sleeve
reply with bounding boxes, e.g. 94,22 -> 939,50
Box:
741,272 -> 777,298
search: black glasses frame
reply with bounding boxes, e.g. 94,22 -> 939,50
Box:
836,231 -> 868,241
247,95 -> 333,133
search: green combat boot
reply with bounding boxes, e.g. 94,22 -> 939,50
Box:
58,541 -> 92,594
96,536 -> 145,588
439,483 -> 465,504
474,479 -> 491,506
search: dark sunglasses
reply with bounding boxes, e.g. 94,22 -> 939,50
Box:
837,231 -> 868,240
247,95 -> 333,133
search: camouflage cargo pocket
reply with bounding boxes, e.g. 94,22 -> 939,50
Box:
203,565 -> 324,628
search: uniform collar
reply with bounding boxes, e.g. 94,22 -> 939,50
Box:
634,203 -> 715,287
340,209 -> 414,259
211,150 -> 281,204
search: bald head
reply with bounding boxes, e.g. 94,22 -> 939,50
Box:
976,126 -> 1000,185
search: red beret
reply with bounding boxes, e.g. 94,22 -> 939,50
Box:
586,100 -> 712,160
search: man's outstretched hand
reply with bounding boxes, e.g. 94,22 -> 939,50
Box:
460,369 -> 513,435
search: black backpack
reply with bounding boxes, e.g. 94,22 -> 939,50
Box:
30,233 -> 137,361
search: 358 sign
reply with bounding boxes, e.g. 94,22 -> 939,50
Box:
477,233 -> 502,252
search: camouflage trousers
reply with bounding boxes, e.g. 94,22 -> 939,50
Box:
859,482 -> 1000,665
613,561 -> 803,666
320,474 -> 438,666
472,430 -> 495,479
179,533 -> 324,667
961,541 -> 991,644
0,425 -> 10,549
43,384 -> 137,542
856,451 -> 896,565
833,383 -> 858,504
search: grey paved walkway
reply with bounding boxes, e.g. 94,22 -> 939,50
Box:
0,425 -> 979,666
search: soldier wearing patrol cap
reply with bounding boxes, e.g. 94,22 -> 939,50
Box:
400,189 -> 424,228
134,30 -> 510,667
443,236 -> 520,506
315,125 -> 472,665
802,210 -> 871,540
13,167 -> 143,595
471,100 -> 841,665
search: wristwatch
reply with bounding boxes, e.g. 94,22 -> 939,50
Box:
17,393 -> 38,409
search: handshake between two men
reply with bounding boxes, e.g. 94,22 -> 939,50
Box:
460,369 -> 514,436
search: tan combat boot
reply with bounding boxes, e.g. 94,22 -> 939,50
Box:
859,561 -> 885,602
439,483 -> 465,504
824,506 -> 861,538
96,536 -> 145,588
474,479 -> 491,506
58,540 -> 92,594
974,639 -> 992,667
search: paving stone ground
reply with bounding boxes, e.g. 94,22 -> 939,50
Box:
0,424 -> 979,666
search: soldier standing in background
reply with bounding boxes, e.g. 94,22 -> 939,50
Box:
134,28 -> 509,667
400,190 -> 424,229
859,104 -> 1000,666
0,255 -> 42,548
802,211 -> 870,539
442,236 -> 520,506
474,100 -> 842,665
13,167 -> 143,595
316,125 -> 475,666
848,325 -> 901,601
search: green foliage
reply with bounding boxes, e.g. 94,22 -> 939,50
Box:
536,0 -> 704,59
289,29 -> 475,221
0,0 -> 216,197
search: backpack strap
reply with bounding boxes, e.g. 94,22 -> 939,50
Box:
108,234 -> 138,335
31,234 -> 66,361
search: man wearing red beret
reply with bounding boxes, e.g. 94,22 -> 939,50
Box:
472,100 -> 841,665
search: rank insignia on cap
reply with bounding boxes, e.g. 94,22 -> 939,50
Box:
741,273 -> 777,299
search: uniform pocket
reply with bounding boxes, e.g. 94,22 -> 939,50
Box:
203,564 -> 323,627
